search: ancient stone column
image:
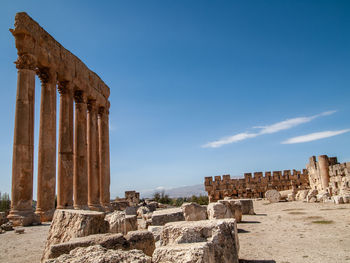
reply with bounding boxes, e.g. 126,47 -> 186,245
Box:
98,106 -> 111,210
73,90 -> 88,209
35,68 -> 57,222
318,155 -> 330,190
87,100 -> 101,210
8,54 -> 39,226
57,81 -> 74,209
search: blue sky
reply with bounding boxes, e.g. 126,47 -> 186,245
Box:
1,0 -> 349,198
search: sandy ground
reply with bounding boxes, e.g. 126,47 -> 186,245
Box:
0,200 -> 349,263
0,222 -> 50,263
238,200 -> 350,263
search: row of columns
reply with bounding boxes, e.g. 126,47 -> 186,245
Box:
8,54 -> 111,225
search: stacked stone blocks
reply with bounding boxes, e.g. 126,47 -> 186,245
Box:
205,169 -> 309,202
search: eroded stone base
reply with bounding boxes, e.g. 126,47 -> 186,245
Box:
36,209 -> 55,222
8,210 -> 40,226
88,204 -> 103,212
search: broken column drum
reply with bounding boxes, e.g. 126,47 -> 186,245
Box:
8,12 -> 111,225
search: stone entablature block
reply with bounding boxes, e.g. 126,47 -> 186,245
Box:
11,12 -> 109,106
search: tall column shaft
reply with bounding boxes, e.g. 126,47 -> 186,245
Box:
73,91 -> 88,209
8,54 -> 38,226
318,155 -> 330,190
87,100 -> 100,210
36,68 -> 57,222
57,82 -> 74,209
98,107 -> 111,209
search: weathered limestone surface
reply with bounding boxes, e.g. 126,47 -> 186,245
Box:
295,189 -> 309,201
306,189 -> 318,203
151,208 -> 185,226
342,195 -> 350,203
137,206 -> 151,218
236,199 -> 255,215
46,230 -> 155,260
316,192 -> 330,202
332,195 -> 344,204
207,202 -> 232,220
181,203 -> 208,221
138,217 -> 152,230
148,226 -> 163,242
125,191 -> 140,206
105,211 -> 137,235
265,189 -> 281,203
155,219 -> 239,263
279,189 -> 293,200
1,221 -> 14,231
125,206 -> 137,216
42,209 -> 108,261
125,230 -> 155,257
45,233 -> 128,260
45,245 -> 151,263
152,242 -> 213,263
145,201 -> 158,212
218,200 -> 242,222
287,193 -> 295,201
113,191 -> 141,210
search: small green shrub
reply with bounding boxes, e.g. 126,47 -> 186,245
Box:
152,191 -> 208,206
288,211 -> 306,215
0,192 -> 10,212
312,220 -> 334,224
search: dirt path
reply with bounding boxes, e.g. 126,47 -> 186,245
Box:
238,200 -> 350,263
0,223 -> 50,263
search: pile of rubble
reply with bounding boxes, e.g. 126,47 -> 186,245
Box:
0,212 -> 13,234
41,198 -> 255,263
265,188 -> 350,204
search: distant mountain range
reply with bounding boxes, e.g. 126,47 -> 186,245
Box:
140,184 -> 208,199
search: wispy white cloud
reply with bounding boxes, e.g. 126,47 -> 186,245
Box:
202,132 -> 258,148
257,110 -> 337,134
202,110 -> 337,148
282,129 -> 350,144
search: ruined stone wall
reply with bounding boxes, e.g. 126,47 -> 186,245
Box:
307,155 -> 350,195
205,169 -> 309,202
112,191 -> 140,210
125,191 -> 140,206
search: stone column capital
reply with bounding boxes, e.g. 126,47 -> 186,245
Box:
57,81 -> 73,95
36,67 -> 56,85
74,90 -> 86,104
98,106 -> 109,117
15,53 -> 37,70
87,99 -> 97,113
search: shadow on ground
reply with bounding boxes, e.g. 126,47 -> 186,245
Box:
240,220 -> 261,224
239,260 -> 276,263
253,213 -> 267,216
25,222 -> 51,228
237,228 -> 250,234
